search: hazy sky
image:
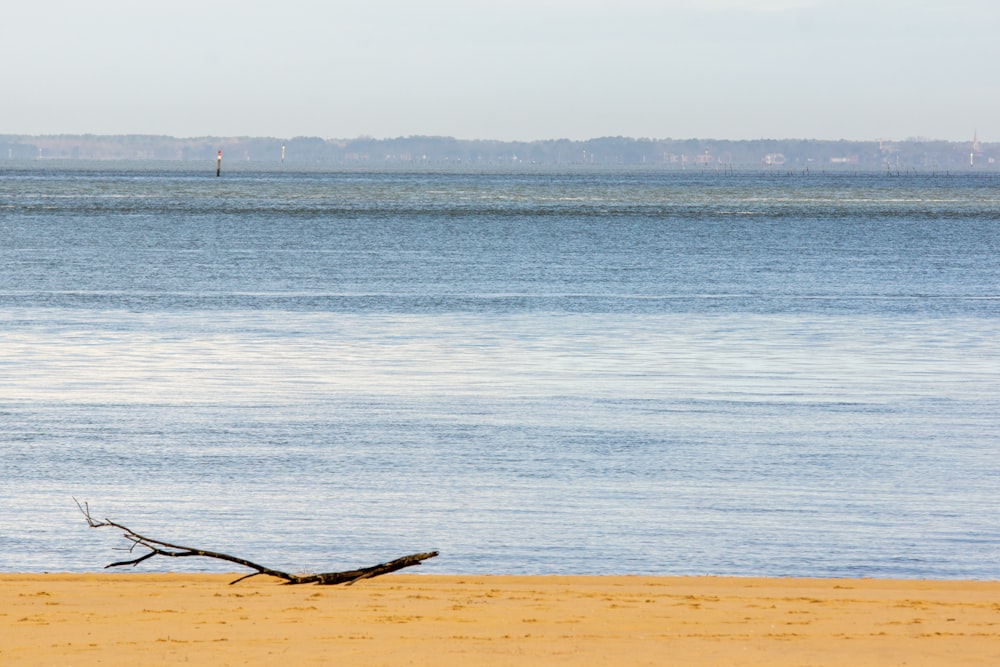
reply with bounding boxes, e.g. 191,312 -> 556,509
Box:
3,0 -> 997,141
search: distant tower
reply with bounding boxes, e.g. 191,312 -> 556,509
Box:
971,130 -> 981,167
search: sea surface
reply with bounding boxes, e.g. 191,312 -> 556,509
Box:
1,163 -> 998,579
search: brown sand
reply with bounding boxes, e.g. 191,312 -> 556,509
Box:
2,573 -> 997,666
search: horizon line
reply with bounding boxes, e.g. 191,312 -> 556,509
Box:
1,132 -> 991,145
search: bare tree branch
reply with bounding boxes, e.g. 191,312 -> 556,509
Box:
75,498 -> 438,585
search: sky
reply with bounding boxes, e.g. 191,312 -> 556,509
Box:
3,0 -> 997,141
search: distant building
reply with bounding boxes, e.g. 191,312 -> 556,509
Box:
970,131 -> 989,166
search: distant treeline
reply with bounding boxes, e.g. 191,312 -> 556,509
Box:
1,134 -> 995,170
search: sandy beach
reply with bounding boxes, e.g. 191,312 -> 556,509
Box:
2,573 -> 997,666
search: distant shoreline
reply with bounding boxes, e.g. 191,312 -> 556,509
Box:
2,134 -> 995,170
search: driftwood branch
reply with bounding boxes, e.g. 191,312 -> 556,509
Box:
76,499 -> 438,585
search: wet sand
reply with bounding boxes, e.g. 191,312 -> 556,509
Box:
2,573 -> 998,665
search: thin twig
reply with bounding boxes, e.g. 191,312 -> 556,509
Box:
75,498 -> 438,585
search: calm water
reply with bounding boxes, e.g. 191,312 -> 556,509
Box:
1,165 -> 998,578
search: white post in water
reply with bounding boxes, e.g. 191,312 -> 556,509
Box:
216,149 -> 222,177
